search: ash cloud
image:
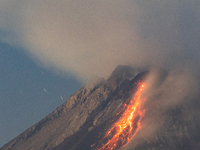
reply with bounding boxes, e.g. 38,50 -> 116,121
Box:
1,0 -> 200,81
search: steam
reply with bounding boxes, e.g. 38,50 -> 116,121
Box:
0,0 -> 200,81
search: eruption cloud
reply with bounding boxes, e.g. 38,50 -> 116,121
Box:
0,0 -> 200,81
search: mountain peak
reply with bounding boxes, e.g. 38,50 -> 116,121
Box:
109,65 -> 139,80
1,66 -> 199,150
1,65 -> 146,150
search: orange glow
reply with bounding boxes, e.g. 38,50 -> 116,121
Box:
95,83 -> 145,150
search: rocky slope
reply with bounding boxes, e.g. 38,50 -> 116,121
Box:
1,65 -> 200,150
0,66 -> 145,150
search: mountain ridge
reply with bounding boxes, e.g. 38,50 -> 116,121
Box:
1,65 -> 145,150
2,65 -> 200,150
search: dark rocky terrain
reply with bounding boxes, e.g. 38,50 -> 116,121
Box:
1,65 -> 200,150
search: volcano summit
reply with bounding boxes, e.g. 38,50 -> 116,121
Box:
1,65 -> 200,150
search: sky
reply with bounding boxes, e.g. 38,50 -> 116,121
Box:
0,44 -> 81,147
0,0 -> 200,148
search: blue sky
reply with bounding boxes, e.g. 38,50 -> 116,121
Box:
0,43 -> 81,147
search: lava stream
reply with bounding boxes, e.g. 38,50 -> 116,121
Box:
95,83 -> 145,150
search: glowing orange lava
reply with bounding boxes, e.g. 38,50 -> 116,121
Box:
95,83 -> 145,150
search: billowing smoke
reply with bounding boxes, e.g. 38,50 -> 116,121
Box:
1,0 -> 200,81
121,69 -> 200,149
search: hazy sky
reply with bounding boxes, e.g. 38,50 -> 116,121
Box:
1,0 -> 200,80
0,44 -> 81,147
0,0 -> 200,147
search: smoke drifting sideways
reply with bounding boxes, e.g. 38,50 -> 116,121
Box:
0,0 -> 200,82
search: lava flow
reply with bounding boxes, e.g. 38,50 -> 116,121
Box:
95,83 -> 145,150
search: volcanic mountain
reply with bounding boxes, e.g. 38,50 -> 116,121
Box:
1,65 -> 200,150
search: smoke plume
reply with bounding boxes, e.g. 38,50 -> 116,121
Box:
1,0 -> 200,81
121,68 -> 200,149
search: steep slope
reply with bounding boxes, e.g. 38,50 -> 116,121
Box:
53,67 -> 200,150
53,67 -> 148,150
1,65 -> 144,150
2,65 -> 200,150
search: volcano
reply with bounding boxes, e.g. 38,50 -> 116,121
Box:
1,65 -> 200,150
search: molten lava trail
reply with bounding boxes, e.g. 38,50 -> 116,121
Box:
95,83 -> 145,150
